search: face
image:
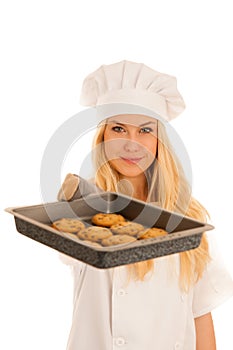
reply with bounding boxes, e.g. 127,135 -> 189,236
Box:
103,114 -> 158,178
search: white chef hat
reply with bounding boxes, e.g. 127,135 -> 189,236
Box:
80,60 -> 185,122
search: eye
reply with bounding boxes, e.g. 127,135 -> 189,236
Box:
139,127 -> 153,133
111,126 -> 125,133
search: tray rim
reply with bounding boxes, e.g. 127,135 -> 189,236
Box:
5,191 -> 214,253
5,191 -> 214,226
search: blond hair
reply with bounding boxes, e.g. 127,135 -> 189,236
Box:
92,120 -> 210,292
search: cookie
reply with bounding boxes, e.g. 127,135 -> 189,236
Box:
138,227 -> 167,239
92,213 -> 125,227
110,222 -> 144,237
102,234 -> 136,246
52,218 -> 85,233
77,226 -> 112,242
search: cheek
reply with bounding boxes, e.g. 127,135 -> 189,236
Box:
143,138 -> 158,157
104,138 -> 124,160
104,137 -> 129,160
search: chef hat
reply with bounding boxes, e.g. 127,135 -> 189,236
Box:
80,60 -> 185,122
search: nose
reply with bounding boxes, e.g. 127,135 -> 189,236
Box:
123,139 -> 141,152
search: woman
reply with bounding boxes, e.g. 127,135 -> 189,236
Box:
58,60 -> 233,350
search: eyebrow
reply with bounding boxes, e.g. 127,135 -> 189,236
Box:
108,120 -> 157,127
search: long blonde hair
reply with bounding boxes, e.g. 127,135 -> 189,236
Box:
92,119 -> 210,291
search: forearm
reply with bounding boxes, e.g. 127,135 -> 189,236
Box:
195,312 -> 216,350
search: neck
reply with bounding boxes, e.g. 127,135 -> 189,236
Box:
120,173 -> 148,202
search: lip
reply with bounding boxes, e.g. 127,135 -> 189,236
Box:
121,157 -> 144,164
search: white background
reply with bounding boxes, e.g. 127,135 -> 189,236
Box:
0,0 -> 232,349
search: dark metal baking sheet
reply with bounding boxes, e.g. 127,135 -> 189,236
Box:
5,192 -> 214,268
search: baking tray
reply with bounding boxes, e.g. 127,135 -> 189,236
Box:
5,192 -> 214,268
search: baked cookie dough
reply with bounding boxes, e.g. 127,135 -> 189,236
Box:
77,226 -> 112,242
138,227 -> 167,239
110,222 -> 144,237
92,213 -> 125,227
102,234 -> 136,246
52,218 -> 85,233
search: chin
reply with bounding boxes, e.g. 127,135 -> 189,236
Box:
109,160 -> 151,178
116,166 -> 147,178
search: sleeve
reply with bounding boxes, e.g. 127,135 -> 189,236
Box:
192,234 -> 233,318
59,252 -> 80,266
58,253 -> 87,274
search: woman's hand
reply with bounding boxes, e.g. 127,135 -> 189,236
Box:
195,312 -> 216,350
57,173 -> 79,201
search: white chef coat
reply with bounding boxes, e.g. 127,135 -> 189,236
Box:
60,236 -> 233,350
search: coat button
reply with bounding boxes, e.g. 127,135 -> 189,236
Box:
115,337 -> 126,346
174,342 -> 181,349
117,289 -> 126,296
